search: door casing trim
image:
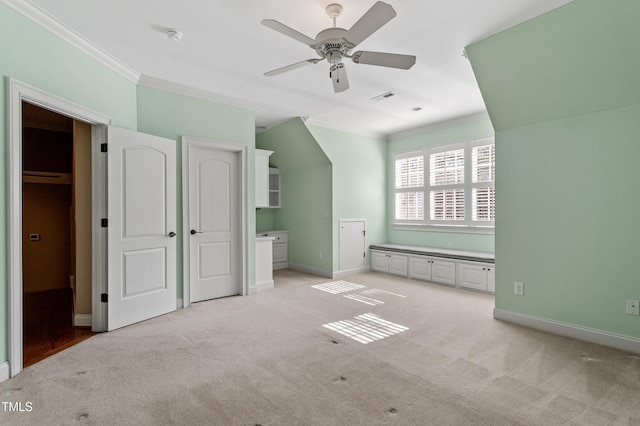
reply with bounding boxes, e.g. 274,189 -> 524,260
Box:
7,78 -> 111,377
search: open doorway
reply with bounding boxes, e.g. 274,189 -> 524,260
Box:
21,102 -> 94,366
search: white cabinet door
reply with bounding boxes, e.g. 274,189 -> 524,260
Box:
388,255 -> 408,277
487,266 -> 496,293
431,260 -> 456,286
107,126 -> 176,331
371,251 -> 389,272
255,150 -> 272,208
409,256 -> 432,281
458,263 -> 488,291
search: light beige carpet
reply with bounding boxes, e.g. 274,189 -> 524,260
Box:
1,270 -> 639,425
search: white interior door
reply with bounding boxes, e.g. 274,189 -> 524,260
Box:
339,219 -> 367,272
187,144 -> 240,303
107,126 -> 177,331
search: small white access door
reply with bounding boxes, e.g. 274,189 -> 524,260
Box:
186,143 -> 240,303
339,219 -> 367,272
107,126 -> 177,331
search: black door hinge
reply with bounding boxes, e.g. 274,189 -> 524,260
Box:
101,218 -> 108,228
101,293 -> 108,303
101,143 -> 108,152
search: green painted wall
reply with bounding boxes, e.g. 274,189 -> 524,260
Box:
387,116 -> 496,253
306,125 -> 387,271
466,0 -> 640,339
0,3 -> 139,367
136,86 -> 256,294
256,119 -> 333,275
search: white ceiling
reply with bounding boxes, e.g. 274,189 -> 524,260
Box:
25,0 -> 572,137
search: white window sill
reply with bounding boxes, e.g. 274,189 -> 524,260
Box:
392,223 -> 495,235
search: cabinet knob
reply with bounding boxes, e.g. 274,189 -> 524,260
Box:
190,229 -> 202,235
168,232 -> 176,238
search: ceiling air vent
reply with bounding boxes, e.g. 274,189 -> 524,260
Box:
371,91 -> 395,101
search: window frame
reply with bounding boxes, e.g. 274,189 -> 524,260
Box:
392,136 -> 495,232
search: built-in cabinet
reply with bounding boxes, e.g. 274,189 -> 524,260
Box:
255,149 -> 273,208
258,230 -> 288,270
409,256 -> 456,286
268,168 -> 281,208
457,262 -> 495,292
370,245 -> 495,293
371,251 -> 408,276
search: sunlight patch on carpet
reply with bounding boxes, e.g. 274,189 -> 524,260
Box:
312,281 -> 365,294
323,313 -> 409,344
343,294 -> 384,306
361,289 -> 407,298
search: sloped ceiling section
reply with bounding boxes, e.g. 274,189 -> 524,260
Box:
256,117 -> 331,171
465,0 -> 640,131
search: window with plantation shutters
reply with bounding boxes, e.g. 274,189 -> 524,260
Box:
429,147 -> 465,222
394,153 -> 424,221
392,137 -> 495,230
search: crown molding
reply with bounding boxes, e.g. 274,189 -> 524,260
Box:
389,111 -> 492,140
2,0 -> 140,83
138,75 -> 263,113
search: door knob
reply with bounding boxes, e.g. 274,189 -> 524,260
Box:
190,229 -> 202,235
168,232 -> 176,237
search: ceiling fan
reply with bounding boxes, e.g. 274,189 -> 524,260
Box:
261,1 -> 416,93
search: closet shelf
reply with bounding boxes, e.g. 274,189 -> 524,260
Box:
23,171 -> 72,185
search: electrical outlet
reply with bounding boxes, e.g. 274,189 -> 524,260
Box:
626,300 -> 639,316
514,282 -> 524,296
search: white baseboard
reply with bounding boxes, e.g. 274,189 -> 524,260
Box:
176,298 -> 183,309
494,308 -> 640,355
256,280 -> 274,292
248,286 -> 258,295
74,314 -> 92,327
0,362 -> 10,383
333,266 -> 371,280
288,263 -> 333,278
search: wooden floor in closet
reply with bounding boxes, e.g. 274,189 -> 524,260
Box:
23,288 -> 95,367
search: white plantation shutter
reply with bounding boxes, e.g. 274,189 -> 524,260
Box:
471,143 -> 495,223
395,155 -> 423,188
394,154 -> 424,221
430,149 -> 464,186
429,147 -> 465,222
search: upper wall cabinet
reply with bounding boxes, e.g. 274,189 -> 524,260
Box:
256,149 -> 274,208
268,168 -> 280,208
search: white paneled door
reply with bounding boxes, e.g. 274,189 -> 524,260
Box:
107,126 -> 177,331
339,219 -> 367,272
187,144 -> 240,303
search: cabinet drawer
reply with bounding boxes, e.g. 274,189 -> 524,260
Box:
268,232 -> 288,243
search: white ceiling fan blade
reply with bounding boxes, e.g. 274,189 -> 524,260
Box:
345,1 -> 396,47
261,19 -> 317,47
330,63 -> 349,93
264,59 -> 319,76
352,51 -> 416,70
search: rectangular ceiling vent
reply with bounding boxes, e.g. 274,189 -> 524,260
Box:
371,91 -> 395,101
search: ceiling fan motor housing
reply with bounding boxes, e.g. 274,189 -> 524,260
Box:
315,28 -> 352,64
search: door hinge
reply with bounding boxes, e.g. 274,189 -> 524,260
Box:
101,293 -> 108,303
101,143 -> 108,152
362,230 -> 366,236
101,218 -> 108,228
363,252 -> 366,258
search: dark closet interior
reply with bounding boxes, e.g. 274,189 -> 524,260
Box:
22,102 -> 94,367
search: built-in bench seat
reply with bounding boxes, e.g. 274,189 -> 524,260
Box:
369,243 -> 494,263
369,243 -> 495,293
